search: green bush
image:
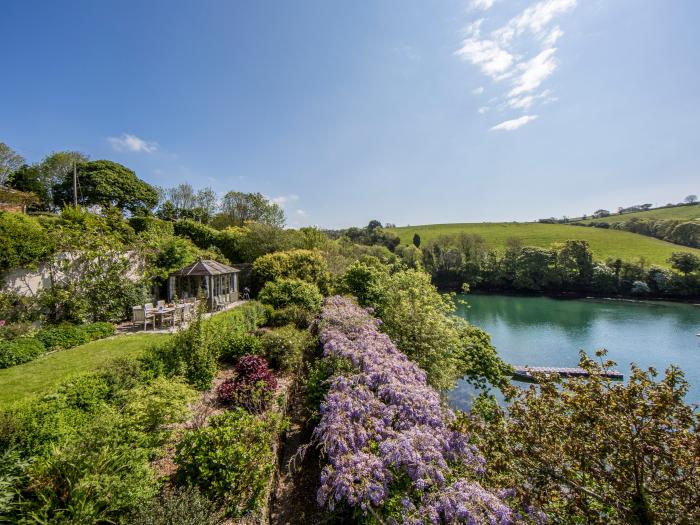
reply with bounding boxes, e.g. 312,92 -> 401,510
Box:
57,374 -> 111,411
258,278 -> 323,312
36,324 -> 91,351
131,486 -> 222,525
251,249 -> 332,293
82,321 -> 116,340
35,322 -> 115,352
260,325 -> 315,373
23,409 -> 159,525
175,409 -> 286,517
269,305 -> 315,329
0,337 -> 45,368
220,332 -> 262,363
0,321 -> 34,341
0,211 -> 54,271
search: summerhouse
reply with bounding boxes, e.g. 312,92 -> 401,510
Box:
168,259 -> 240,310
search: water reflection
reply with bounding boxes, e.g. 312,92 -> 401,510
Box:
449,294 -> 700,410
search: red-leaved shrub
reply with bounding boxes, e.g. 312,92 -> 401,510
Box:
216,355 -> 277,413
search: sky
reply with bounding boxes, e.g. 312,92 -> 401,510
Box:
1,0 -> 699,228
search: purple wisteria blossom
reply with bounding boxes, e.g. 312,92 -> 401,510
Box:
313,296 -> 519,524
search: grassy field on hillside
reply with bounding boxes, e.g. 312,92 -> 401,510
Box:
582,204 -> 700,224
389,222 -> 700,267
0,333 -> 171,405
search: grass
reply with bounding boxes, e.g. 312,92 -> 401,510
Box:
581,204 -> 700,224
388,222 -> 700,267
0,333 -> 171,406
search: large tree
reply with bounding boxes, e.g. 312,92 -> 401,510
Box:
7,164 -> 51,210
53,160 -> 158,214
214,191 -> 285,228
0,142 -> 25,185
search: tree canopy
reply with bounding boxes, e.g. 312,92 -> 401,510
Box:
0,142 -> 25,185
214,191 -> 285,228
53,160 -> 158,214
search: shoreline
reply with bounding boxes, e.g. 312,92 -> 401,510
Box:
440,287 -> 700,306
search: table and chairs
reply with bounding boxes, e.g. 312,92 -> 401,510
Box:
131,300 -> 196,330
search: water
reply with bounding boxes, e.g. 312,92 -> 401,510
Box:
448,294 -> 700,409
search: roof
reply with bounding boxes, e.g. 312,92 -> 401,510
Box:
170,259 -> 240,277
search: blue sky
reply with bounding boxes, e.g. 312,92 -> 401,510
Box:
2,0 -> 699,228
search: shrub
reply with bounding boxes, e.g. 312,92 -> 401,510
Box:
0,211 -> 54,271
216,355 -> 277,412
251,249 -> 332,293
35,324 -> 90,351
258,278 -> 323,312
175,409 -> 286,517
23,409 -> 159,524
269,305 -> 315,329
0,337 -> 45,368
219,332 -> 262,363
131,486 -> 223,525
260,325 -> 314,373
82,321 -> 116,340
314,296 -> 514,522
0,321 -> 34,341
57,374 -> 111,411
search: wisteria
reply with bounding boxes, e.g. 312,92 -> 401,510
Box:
313,296 -> 518,524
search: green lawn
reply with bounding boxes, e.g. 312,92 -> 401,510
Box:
0,333 -> 171,406
388,222 -> 700,267
582,204 -> 700,224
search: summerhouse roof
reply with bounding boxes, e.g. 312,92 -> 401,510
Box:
170,259 -> 240,277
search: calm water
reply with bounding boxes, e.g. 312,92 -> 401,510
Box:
448,294 -> 700,409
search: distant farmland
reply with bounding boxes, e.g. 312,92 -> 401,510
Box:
581,204 -> 700,224
388,222 -> 700,267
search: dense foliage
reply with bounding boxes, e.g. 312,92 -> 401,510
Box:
0,322 -> 115,369
0,362 -> 197,523
579,215 -> 700,248
175,409 -> 286,517
260,324 -> 316,372
258,277 -> 324,312
53,160 -> 158,214
340,258 -> 511,391
252,248 -> 332,293
419,236 -> 700,297
216,355 -> 278,412
0,211 -> 54,271
314,296 -> 517,523
459,352 -> 700,524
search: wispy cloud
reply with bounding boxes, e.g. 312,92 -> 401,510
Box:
457,0 -> 576,128
107,133 -> 158,153
491,114 -> 538,131
472,86 -> 485,95
470,0 -> 495,10
270,194 -> 299,207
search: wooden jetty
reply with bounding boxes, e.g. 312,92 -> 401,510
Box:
511,366 -> 623,382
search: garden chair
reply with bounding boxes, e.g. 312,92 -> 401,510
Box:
144,302 -> 154,311
157,300 -> 166,308
132,306 -> 155,331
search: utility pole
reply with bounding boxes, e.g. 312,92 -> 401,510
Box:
73,161 -> 78,207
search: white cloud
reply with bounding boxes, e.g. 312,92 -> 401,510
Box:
455,37 -> 514,78
509,47 -> 558,97
543,26 -> 564,46
490,114 -> 538,131
496,0 -> 576,44
270,194 -> 299,207
478,106 -> 490,114
470,0 -> 495,10
458,0 -> 575,126
295,209 -> 308,217
107,133 -> 158,153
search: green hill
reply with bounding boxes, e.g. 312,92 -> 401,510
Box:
582,204 -> 700,224
388,222 -> 700,268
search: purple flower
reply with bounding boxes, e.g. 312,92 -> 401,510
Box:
314,296 -> 518,523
